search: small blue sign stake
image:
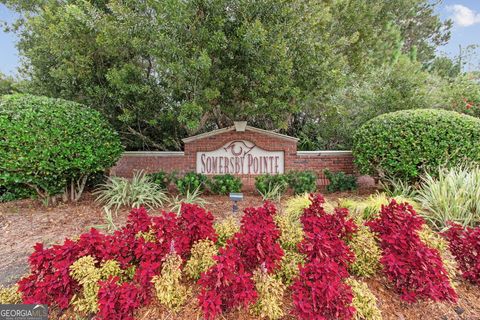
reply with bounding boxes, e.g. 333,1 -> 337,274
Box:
229,192 -> 244,214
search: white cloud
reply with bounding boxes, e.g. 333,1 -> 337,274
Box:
447,4 -> 480,27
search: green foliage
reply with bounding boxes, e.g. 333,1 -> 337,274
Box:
152,253 -> 190,312
147,171 -> 176,190
185,239 -> 218,280
353,109 -> 480,182
255,174 -> 288,200
69,256 -> 123,314
169,187 -> 207,214
251,269 -> 286,320
380,177 -> 418,198
0,184 -> 35,202
417,165 -> 480,229
213,216 -> 240,248
94,171 -> 168,211
339,193 -> 422,221
176,172 -> 207,195
0,94 -> 123,202
207,174 -> 242,195
347,278 -> 382,320
275,250 -> 306,287
323,169 -> 357,193
284,193 -> 311,221
347,225 -> 382,277
0,285 -> 21,304
286,171 -> 317,195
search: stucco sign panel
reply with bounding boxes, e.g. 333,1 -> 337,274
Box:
196,140 -> 284,175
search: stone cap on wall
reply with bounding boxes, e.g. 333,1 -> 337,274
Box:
182,125 -> 299,144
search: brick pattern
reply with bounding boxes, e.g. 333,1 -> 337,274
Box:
110,129 -> 356,190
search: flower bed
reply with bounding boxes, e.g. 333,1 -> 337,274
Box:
2,194 -> 478,319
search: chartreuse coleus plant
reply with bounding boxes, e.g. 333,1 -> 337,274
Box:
251,268 -> 286,320
152,253 -> 190,311
185,239 -> 218,280
69,255 -> 123,314
0,285 -> 21,304
347,224 -> 382,277
347,278 -> 382,320
275,250 -> 306,287
213,216 -> 240,248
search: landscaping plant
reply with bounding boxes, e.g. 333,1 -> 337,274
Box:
0,94 -> 123,204
347,225 -> 382,277
367,200 -> 457,303
442,223 -> 480,285
94,171 -> 168,211
213,216 -> 240,248
169,186 -> 207,214
184,239 -> 218,280
207,174 -> 242,195
323,169 -> 357,193
152,253 -> 190,311
175,172 -> 207,195
147,171 -> 176,190
292,194 -> 357,320
347,278 -> 382,320
255,174 -> 288,199
417,165 -> 480,229
286,170 -> 317,195
353,109 -> 480,182
251,268 -> 286,320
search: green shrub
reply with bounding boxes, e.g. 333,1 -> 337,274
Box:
147,171 -> 176,190
94,171 -> 167,211
255,174 -> 288,199
175,172 -> 207,195
0,184 -> 35,202
0,94 -> 123,203
207,174 -> 242,195
417,165 -> 480,229
353,109 -> 480,182
287,171 -> 317,195
323,169 -> 357,193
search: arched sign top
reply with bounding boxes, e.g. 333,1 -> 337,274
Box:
197,140 -> 284,175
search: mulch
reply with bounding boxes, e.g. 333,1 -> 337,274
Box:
1,191 -> 479,319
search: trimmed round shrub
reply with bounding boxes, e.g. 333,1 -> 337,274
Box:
0,94 -> 123,201
353,109 -> 480,182
207,174 -> 242,195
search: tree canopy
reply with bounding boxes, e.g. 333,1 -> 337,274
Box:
2,0 -> 478,150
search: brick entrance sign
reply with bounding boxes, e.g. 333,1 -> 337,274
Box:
111,124 -> 355,190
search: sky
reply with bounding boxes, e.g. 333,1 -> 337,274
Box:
0,1 -> 479,77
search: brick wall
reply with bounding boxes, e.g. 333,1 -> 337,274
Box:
110,127 -> 356,190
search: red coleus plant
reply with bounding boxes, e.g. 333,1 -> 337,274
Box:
198,246 -> 257,320
443,222 -> 480,285
292,258 -> 355,320
367,200 -> 457,303
291,193 -> 357,320
97,276 -> 143,320
176,203 -> 218,259
231,201 -> 284,272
